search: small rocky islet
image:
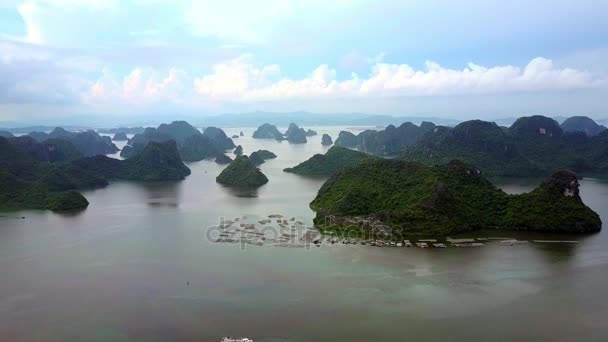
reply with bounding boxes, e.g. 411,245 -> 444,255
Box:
216,155 -> 268,187
251,122 -> 316,144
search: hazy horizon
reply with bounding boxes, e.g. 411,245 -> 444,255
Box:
1,1 -> 607,124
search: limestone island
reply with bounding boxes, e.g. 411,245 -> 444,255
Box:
284,146 -> 372,176
216,156 -> 269,187
234,145 -> 243,156
112,132 -> 128,141
252,123 -> 284,140
0,137 -> 191,212
310,159 -> 601,236
321,134 -> 333,146
249,150 -> 277,165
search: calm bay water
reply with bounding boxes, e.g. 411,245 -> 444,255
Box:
1,126 -> 608,341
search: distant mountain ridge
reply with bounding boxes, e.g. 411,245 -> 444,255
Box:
121,121 -> 234,162
25,128 -> 119,157
335,121 -> 436,156
402,115 -> 608,176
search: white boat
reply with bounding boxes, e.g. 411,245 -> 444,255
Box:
221,338 -> 253,342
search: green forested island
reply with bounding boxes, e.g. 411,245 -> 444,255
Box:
335,122 -> 435,156
311,158 -> 601,236
120,121 -> 234,162
284,146 -> 373,176
216,155 -> 268,187
26,127 -> 119,156
249,150 -> 277,165
402,115 -> 608,177
0,137 -> 190,212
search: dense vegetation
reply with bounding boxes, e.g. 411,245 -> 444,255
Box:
561,116 -> 606,136
0,137 -> 190,212
310,158 -> 601,236
284,146 -> 374,176
216,156 -> 268,187
402,115 -> 608,177
120,121 -> 234,162
249,149 -> 277,165
334,131 -> 357,148
26,127 -> 119,157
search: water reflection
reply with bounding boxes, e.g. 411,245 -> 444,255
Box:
55,207 -> 87,218
138,181 -> 183,207
219,184 -> 260,198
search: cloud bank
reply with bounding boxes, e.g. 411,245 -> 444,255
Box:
84,55 -> 605,106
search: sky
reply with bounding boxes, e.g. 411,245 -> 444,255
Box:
0,0 -> 607,124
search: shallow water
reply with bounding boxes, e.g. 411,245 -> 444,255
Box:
1,126 -> 608,341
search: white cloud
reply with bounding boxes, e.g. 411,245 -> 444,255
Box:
86,66 -> 187,104
188,55 -> 605,102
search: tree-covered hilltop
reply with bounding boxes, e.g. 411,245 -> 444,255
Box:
561,116 -> 607,136
249,150 -> 277,165
310,158 -> 601,236
335,131 -> 357,147
0,137 -> 191,212
120,121 -> 233,162
252,123 -> 284,140
216,156 -> 268,187
26,127 -> 119,157
334,122 -> 435,156
402,115 -> 608,177
284,146 -> 374,176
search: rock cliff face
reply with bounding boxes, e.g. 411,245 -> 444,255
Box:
234,145 -> 243,156
284,123 -> 307,144
203,126 -> 236,150
310,159 -> 601,235
112,132 -> 128,141
321,134 -> 333,146
216,156 -> 268,187
333,122 -> 435,156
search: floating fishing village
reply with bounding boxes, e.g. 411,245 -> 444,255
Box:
212,214 -> 580,249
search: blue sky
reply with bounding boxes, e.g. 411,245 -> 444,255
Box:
0,0 -> 607,123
